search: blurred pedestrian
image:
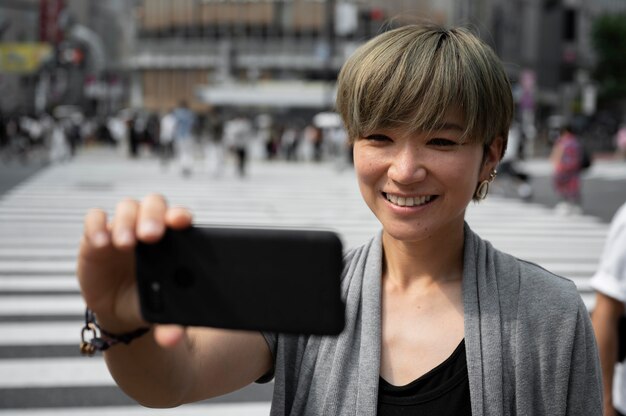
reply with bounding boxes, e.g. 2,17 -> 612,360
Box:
48,118 -> 70,163
203,111 -> 225,177
0,114 -> 7,151
66,117 -> 82,157
329,125 -> 350,170
172,101 -> 196,177
591,201 -> 626,416
498,122 -> 533,200
616,123 -> 626,161
128,114 -> 141,158
550,124 -> 583,215
304,124 -> 324,162
158,109 -> 176,167
107,113 -> 127,148
224,115 -> 252,177
281,125 -> 299,161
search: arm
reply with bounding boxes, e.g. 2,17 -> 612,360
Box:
592,292 -> 625,416
549,140 -> 563,168
77,194 -> 273,407
103,326 -> 272,407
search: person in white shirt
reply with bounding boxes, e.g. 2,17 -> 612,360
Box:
592,202 -> 626,416
159,110 -> 176,166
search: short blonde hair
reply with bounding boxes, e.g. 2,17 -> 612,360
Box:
336,24 -> 513,151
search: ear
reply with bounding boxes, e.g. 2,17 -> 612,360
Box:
481,136 -> 504,178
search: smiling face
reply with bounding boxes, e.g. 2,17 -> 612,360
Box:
354,106 -> 501,244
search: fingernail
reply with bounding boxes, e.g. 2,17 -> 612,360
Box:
116,229 -> 134,246
91,232 -> 109,248
139,220 -> 162,237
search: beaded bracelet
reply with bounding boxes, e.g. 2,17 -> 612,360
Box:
80,308 -> 151,356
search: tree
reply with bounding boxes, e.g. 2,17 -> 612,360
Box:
591,13 -> 626,103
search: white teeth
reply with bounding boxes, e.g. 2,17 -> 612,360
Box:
385,193 -> 433,207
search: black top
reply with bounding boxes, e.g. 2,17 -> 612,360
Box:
377,340 -> 472,415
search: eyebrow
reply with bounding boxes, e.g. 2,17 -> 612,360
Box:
430,122 -> 465,131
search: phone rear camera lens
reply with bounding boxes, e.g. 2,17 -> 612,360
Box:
148,281 -> 163,312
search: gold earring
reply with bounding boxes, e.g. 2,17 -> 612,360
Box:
475,169 -> 497,200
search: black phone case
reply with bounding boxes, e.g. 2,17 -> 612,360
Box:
135,226 -> 345,335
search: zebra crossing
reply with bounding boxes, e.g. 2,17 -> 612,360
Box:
0,146 -> 610,414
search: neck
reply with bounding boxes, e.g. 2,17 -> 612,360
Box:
381,222 -> 465,291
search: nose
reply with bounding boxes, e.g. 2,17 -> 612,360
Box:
387,144 -> 427,185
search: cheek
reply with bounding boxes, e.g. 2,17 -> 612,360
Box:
436,153 -> 482,194
353,148 -> 378,185
353,150 -> 386,206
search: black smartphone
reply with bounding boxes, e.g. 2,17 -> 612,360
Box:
135,225 -> 345,335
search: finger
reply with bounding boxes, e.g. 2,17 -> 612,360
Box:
165,206 -> 193,230
83,208 -> 110,250
153,324 -> 186,348
136,193 -> 168,243
111,198 -> 139,250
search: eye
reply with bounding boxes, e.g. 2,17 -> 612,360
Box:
428,138 -> 459,147
363,134 -> 392,143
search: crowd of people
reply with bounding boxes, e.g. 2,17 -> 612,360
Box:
0,112 -> 84,164
0,105 -> 353,178
147,104 -> 353,178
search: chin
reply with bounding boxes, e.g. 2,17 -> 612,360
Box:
383,226 -> 432,243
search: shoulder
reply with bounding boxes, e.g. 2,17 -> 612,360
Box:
492,247 -> 582,316
491,250 -> 592,351
517,257 -> 580,304
507,246 -> 578,293
467,228 -> 581,309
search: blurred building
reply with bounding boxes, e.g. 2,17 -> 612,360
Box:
0,0 -> 42,115
493,0 -> 626,122
127,0 -> 626,125
128,0 -> 459,113
0,0 -> 132,116
1,0 -> 625,138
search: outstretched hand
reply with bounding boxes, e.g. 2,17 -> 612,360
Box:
77,193 -> 192,347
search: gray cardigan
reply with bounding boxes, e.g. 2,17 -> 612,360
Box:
262,224 -> 602,415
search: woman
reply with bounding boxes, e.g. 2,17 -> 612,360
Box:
551,124 -> 583,215
77,24 -> 602,415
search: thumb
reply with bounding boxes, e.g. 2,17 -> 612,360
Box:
153,324 -> 186,348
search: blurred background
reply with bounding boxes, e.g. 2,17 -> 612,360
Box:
0,0 -> 625,157
0,1 -> 626,415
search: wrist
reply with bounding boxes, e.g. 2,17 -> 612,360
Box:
80,308 -> 152,356
91,309 -> 149,335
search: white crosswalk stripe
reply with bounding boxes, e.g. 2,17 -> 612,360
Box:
0,403 -> 272,416
0,147 -> 611,413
